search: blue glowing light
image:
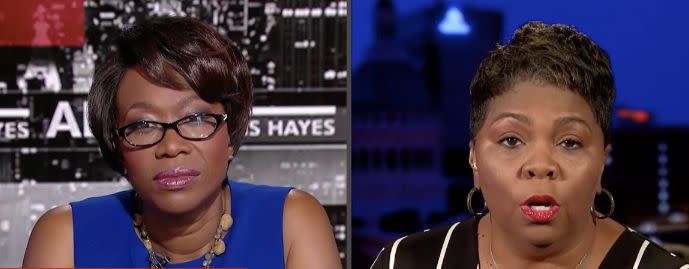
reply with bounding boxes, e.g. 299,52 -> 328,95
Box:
438,6 -> 471,35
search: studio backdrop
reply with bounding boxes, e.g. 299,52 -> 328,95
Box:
0,0 -> 348,267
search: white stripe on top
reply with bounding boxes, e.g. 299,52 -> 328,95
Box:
370,248 -> 385,269
679,264 -> 689,269
389,235 -> 408,269
436,221 -> 462,269
633,240 -> 650,269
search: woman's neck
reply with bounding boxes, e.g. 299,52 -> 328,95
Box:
139,187 -> 227,263
479,213 -> 597,269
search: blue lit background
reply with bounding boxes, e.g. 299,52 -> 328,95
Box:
353,0 -> 689,126
351,0 -> 689,267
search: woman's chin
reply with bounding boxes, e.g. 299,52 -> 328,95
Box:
521,223 -> 563,247
149,190 -> 205,215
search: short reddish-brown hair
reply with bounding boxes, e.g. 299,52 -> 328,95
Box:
88,16 -> 253,172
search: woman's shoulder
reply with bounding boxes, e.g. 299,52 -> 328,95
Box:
603,226 -> 689,268
228,181 -> 342,267
282,189 -> 343,268
23,205 -> 74,267
25,190 -> 137,267
371,217 -> 478,269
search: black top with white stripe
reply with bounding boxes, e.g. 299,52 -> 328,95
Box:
371,216 -> 688,269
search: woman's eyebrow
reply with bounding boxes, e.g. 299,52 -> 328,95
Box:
554,116 -> 592,132
124,101 -> 153,114
175,95 -> 203,109
491,112 -> 531,126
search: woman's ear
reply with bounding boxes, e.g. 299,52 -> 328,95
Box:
469,140 -> 478,171
469,150 -> 477,171
601,144 -> 612,172
595,144 -> 613,193
604,144 -> 612,157
469,142 -> 480,189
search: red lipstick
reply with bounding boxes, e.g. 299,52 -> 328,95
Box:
520,195 -> 560,223
153,167 -> 200,190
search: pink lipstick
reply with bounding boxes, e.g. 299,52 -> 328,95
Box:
153,167 -> 200,190
520,195 -> 560,223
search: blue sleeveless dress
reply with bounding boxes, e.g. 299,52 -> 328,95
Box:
70,180 -> 292,268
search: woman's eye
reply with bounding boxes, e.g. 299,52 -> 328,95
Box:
560,139 -> 582,149
183,115 -> 202,123
499,137 -> 523,148
129,122 -> 151,130
180,114 -> 212,124
125,122 -> 157,136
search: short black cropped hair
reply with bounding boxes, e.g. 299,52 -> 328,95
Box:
469,21 -> 615,144
88,16 -> 253,173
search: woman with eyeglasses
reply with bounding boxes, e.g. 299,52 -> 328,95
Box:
371,22 -> 689,269
22,16 -> 341,269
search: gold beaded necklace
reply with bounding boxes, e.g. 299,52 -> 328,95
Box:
133,187 -> 233,268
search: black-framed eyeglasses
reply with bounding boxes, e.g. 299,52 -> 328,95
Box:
116,113 -> 228,147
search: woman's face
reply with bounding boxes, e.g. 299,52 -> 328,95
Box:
116,68 -> 232,214
471,80 -> 609,246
